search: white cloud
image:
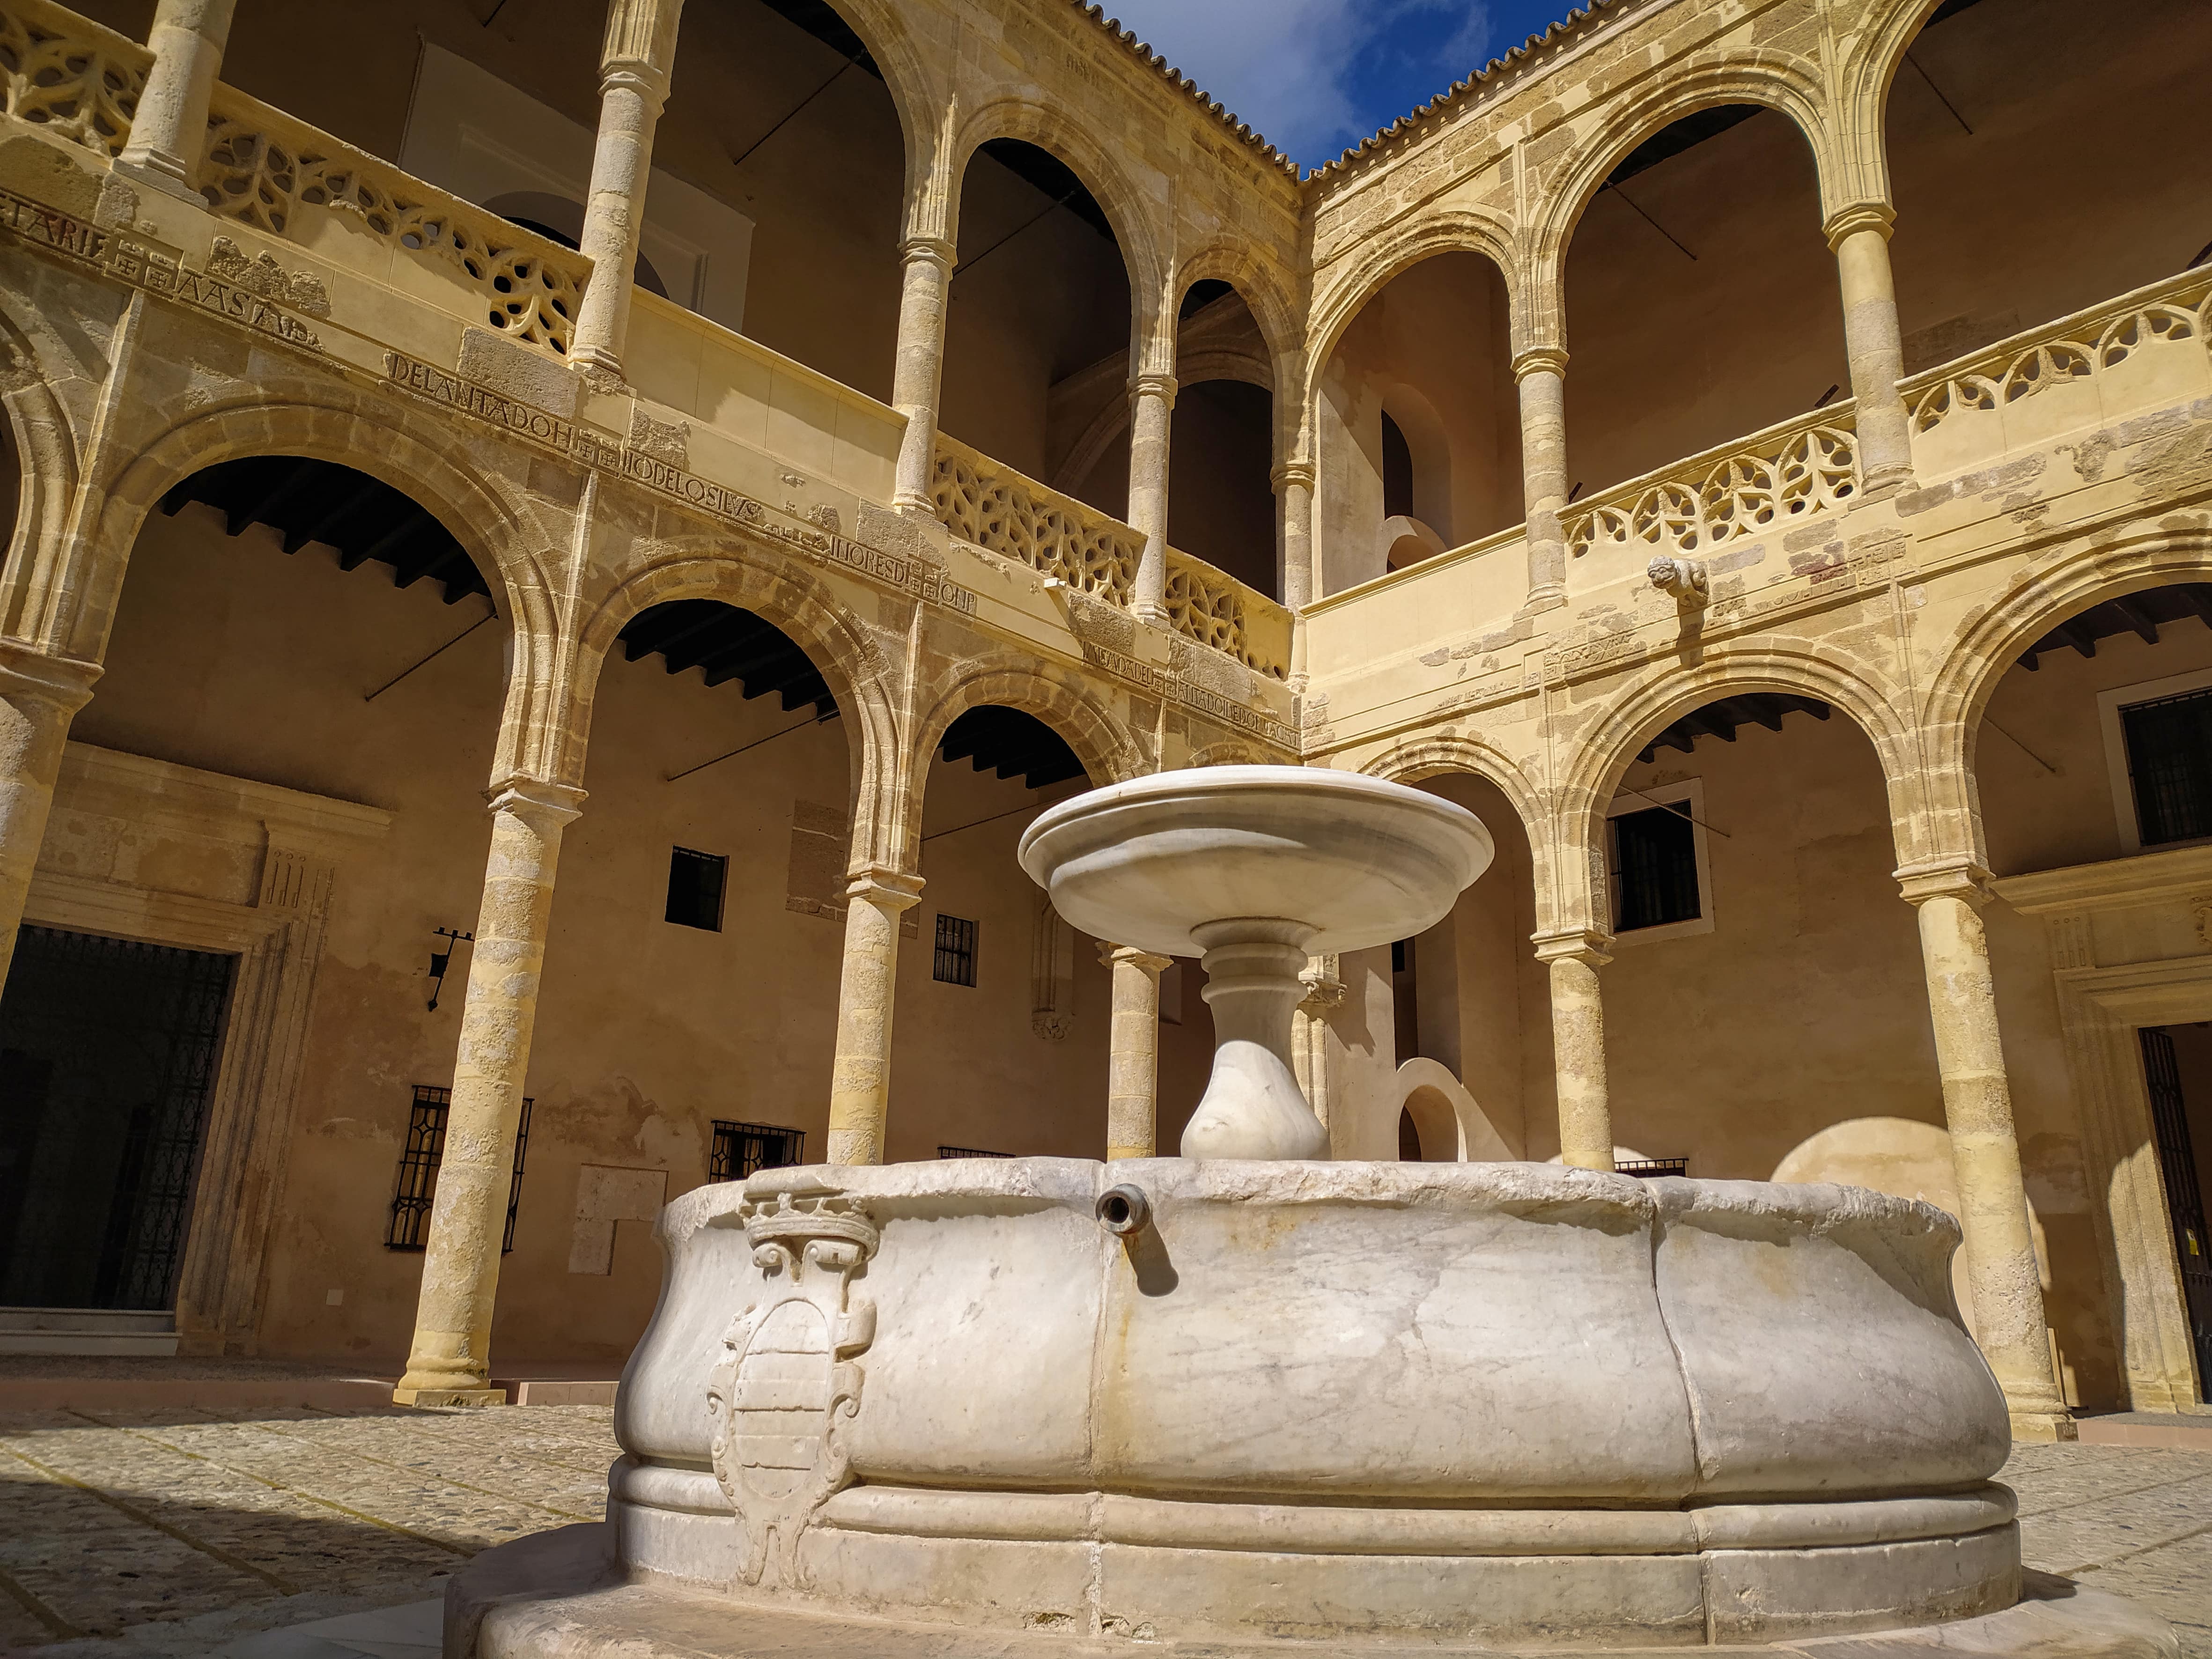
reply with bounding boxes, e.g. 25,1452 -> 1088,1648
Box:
1099,0 -> 1491,165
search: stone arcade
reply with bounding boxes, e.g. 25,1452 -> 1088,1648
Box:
0,0 -> 2203,1647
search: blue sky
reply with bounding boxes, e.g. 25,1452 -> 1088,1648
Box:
1097,1 -> 1580,172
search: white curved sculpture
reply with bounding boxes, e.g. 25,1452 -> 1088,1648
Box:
1018,767 -> 1491,1158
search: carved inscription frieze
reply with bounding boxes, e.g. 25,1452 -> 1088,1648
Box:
0,186 -> 322,348
380,349 -> 978,619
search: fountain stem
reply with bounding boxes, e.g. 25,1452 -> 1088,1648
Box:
1180,919 -> 1329,1160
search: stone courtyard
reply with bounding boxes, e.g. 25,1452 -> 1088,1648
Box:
0,1403 -> 2201,1658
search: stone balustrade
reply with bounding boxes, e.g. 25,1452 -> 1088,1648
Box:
0,0 -> 146,159
929,434 -> 1144,605
1563,405 -> 1863,570
193,84 -> 591,361
1902,267 -> 2212,482
1166,547 -> 1290,680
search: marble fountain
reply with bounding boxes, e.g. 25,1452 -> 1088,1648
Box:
448,767 -> 2173,1658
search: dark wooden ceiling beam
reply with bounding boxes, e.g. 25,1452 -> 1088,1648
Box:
2110,595 -> 2161,646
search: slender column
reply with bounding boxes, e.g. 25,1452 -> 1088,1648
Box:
1291,952 -> 1346,1135
1514,347 -> 1571,612
112,0 -> 236,201
1127,372 -> 1177,622
393,779 -> 585,1407
891,237 -> 956,513
0,643 -> 99,988
1273,457 -> 1317,612
569,0 -> 685,377
1899,864 -> 2076,1440
826,868 -> 926,1165
1535,928 -> 1614,1171
1828,203 -> 1914,494
1102,944 -> 1173,1159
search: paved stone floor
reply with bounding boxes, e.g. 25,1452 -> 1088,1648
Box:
0,1406 -> 2205,1656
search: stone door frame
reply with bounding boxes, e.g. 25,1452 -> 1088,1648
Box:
20,744 -> 390,1355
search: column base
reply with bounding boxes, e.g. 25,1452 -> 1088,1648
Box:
1524,582 -> 1567,613
110,151 -> 204,206
892,493 -> 935,516
392,1385 -> 509,1409
1133,602 -> 1170,627
2009,1408 -> 2080,1443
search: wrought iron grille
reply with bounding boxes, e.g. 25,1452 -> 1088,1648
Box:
938,1145 -> 1012,1159
933,914 -> 978,986
2121,686 -> 2212,847
1616,1158 -> 1690,1179
0,926 -> 237,1313
1612,803 -> 1700,931
2139,1028 -> 2212,1396
708,1120 -> 805,1182
385,1087 -> 531,1253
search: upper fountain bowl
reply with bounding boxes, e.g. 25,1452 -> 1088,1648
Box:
1017,765 -> 1493,957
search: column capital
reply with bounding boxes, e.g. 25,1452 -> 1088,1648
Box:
1128,370 -> 1179,408
847,866 -> 925,911
1532,926 -> 1613,968
598,60 -> 671,109
1894,856 -> 1993,908
1823,199 -> 1896,252
1512,345 -> 1570,382
1100,941 -> 1173,974
484,776 -> 587,830
1270,457 -> 1318,494
0,639 -> 101,712
900,234 -> 957,272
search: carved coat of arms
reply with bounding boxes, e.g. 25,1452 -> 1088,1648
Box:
705,1187 -> 877,1589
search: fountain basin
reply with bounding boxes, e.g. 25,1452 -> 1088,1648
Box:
606,1159 -> 2018,1648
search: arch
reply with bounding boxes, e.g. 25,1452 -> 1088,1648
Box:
1055,346 -> 1273,500
1394,1057 -> 1518,1162
0,309 -> 80,649
1359,734 -> 1547,859
901,654 -> 1144,868
1836,0 -> 1952,208
1379,383 -> 1453,540
948,99 -> 1170,350
1525,64 -> 1846,341
574,543 -> 906,865
85,394 -> 567,776
1558,648 -> 1919,930
1173,242 -> 1301,386
1920,530 -> 2212,868
1306,211 -> 1518,398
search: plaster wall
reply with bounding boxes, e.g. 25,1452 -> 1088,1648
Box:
58,498 -> 1204,1363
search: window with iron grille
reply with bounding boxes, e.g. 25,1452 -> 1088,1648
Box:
2121,686 -> 2212,847
708,1120 -> 805,1183
933,914 -> 978,986
1611,801 -> 1701,932
938,1145 -> 1013,1159
665,846 -> 727,931
1616,1158 -> 1689,1179
386,1086 -> 531,1253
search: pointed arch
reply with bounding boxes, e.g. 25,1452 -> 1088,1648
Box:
901,653 -> 1143,867
0,305 -> 79,649
1524,62 -> 1845,344
83,394 -> 568,778
573,543 -> 904,865
1306,210 -> 1519,399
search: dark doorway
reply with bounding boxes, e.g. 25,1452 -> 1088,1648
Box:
0,927 -> 236,1311
2140,1025 -> 2212,1400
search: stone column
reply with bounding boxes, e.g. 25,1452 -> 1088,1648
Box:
393,779 -> 585,1407
1101,944 -> 1172,1159
1899,864 -> 2076,1440
1127,372 -> 1177,623
1535,929 -> 1614,1171
1292,952 -> 1346,1134
112,0 -> 236,201
825,868 -> 925,1165
891,236 -> 956,514
1274,457 -> 1317,611
0,643 -> 99,988
569,0 -> 685,378
1514,347 -> 1571,612
1828,203 -> 1914,494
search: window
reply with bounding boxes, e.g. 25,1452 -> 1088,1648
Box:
933,914 -> 978,986
708,1121 -> 805,1183
1606,780 -> 1713,944
385,1086 -> 531,1252
938,1145 -> 1013,1159
1616,1158 -> 1689,1179
2103,673 -> 2212,852
666,847 -> 727,931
